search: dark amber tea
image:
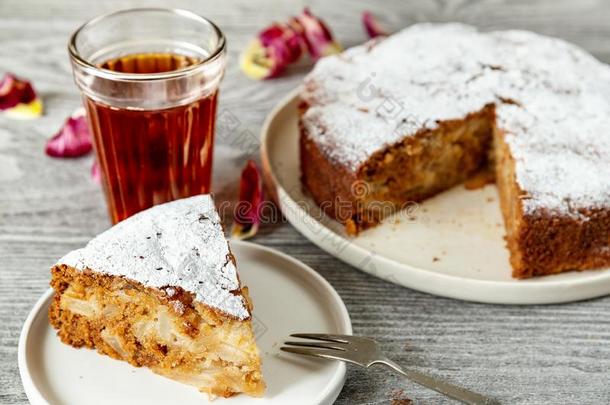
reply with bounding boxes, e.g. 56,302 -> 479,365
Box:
69,9 -> 227,224
84,53 -> 218,223
99,52 -> 200,74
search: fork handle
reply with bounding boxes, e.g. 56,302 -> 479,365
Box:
374,359 -> 501,405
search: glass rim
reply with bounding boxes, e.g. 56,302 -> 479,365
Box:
68,8 -> 226,82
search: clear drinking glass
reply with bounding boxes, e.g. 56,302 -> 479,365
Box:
68,8 -> 226,223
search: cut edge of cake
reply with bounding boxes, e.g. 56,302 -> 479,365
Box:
494,124 -> 610,278
300,101 -> 496,235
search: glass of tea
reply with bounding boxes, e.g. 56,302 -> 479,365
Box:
68,8 -> 226,223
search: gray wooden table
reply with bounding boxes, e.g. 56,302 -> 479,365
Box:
1,1 -> 609,404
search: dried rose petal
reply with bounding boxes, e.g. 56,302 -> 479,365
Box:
45,108 -> 92,158
260,23 -> 305,65
295,8 -> 342,60
0,74 -> 35,109
3,99 -> 43,120
240,23 -> 304,80
0,73 -> 42,119
240,41 -> 276,80
91,160 -> 101,183
362,11 -> 389,38
232,160 -> 264,240
240,9 -> 341,80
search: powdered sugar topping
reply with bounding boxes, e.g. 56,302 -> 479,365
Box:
300,23 -> 610,215
57,195 -> 250,320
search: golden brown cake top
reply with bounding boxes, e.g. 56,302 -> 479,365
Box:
300,23 -> 610,217
56,195 -> 251,319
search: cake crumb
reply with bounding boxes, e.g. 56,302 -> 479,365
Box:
391,389 -> 413,405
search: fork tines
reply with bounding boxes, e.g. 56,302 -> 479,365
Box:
289,333 -> 350,343
280,333 -> 360,361
281,333 -> 501,405
281,333 -> 349,357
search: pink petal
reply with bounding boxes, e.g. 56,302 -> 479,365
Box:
240,8 -> 341,80
91,161 -> 101,183
232,160 -> 264,240
241,22 -> 306,80
260,23 -> 304,66
294,8 -> 342,60
362,11 -> 389,38
45,108 -> 93,158
0,73 -> 38,110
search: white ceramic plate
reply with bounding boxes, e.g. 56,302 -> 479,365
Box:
260,89 -> 610,304
19,240 -> 352,405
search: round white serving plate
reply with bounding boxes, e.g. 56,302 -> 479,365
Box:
260,89 -> 610,305
19,240 -> 352,405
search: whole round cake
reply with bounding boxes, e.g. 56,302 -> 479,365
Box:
299,23 -> 610,278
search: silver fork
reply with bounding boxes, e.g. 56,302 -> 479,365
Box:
281,333 -> 500,405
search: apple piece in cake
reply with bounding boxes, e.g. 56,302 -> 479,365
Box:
48,195 -> 265,398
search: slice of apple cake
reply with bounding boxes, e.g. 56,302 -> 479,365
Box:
49,195 -> 265,398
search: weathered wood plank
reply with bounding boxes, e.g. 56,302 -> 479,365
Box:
1,1 -> 609,404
